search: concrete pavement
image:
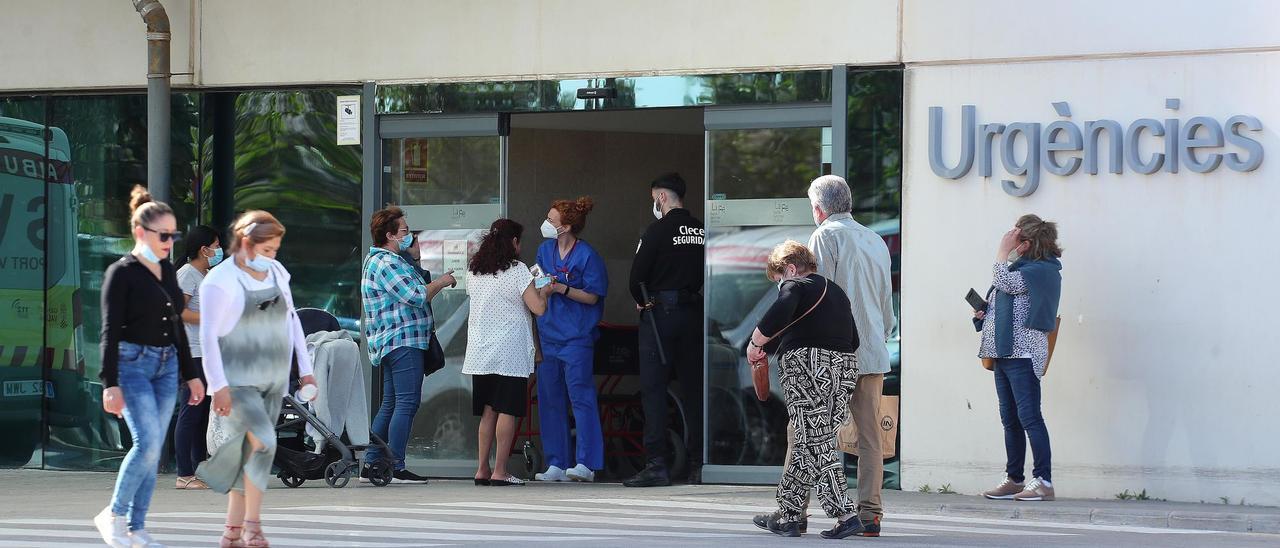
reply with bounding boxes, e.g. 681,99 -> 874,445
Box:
0,469 -> 1276,547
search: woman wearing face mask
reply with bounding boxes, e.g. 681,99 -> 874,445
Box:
195,210 -> 317,547
94,186 -> 206,548
173,225 -> 222,491
361,206 -> 456,484
532,197 -> 608,483
746,241 -> 865,540
463,219 -> 551,486
975,215 -> 1063,503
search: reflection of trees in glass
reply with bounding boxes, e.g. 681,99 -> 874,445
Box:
846,70 -> 902,225
695,72 -> 829,105
377,81 -> 547,114
710,127 -> 823,199
376,71 -> 830,115
217,90 -> 363,320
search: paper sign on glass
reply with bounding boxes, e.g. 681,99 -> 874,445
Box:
442,240 -> 469,290
336,95 -> 361,146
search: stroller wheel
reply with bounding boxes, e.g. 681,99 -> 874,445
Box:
324,461 -> 355,488
369,461 -> 393,487
280,474 -> 305,488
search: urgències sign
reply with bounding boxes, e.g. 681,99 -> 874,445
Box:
928,100 -> 1264,196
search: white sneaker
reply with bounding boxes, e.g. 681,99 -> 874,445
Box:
94,507 -> 131,548
566,464 -> 595,483
534,465 -> 568,482
129,529 -> 166,547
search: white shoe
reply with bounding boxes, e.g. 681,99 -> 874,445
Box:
566,464 -> 595,482
534,465 -> 568,482
129,529 -> 166,547
94,507 -> 131,548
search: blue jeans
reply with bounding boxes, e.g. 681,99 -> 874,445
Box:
368,347 -> 423,471
537,342 -> 604,471
110,342 -> 179,531
174,357 -> 209,477
994,358 -> 1052,483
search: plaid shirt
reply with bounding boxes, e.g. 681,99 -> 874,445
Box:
362,247 -> 434,366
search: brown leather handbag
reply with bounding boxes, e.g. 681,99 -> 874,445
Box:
982,316 -> 1061,375
751,279 -> 828,401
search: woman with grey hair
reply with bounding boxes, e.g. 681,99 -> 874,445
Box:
747,240 -> 864,539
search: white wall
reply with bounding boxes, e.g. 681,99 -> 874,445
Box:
0,0 -> 195,90
0,0 -> 899,91
902,0 -> 1280,64
900,51 -> 1280,505
196,0 -> 898,86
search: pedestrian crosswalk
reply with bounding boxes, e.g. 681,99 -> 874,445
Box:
0,497 -> 1220,547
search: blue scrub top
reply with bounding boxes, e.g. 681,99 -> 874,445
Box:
536,238 -> 608,347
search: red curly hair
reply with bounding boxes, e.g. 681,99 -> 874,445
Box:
550,196 -> 595,235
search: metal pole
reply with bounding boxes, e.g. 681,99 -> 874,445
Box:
134,0 -> 171,203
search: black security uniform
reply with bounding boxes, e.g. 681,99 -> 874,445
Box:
626,174 -> 705,486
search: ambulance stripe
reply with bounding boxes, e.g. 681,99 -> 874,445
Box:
9,346 -> 26,367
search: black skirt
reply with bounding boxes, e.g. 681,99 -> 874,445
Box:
471,374 -> 529,417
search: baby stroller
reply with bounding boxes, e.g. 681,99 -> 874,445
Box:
273,308 -> 395,488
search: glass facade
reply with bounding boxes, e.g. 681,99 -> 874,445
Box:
3,68 -> 900,487
0,88 -> 362,471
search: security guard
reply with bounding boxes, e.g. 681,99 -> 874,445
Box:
624,172 -> 706,487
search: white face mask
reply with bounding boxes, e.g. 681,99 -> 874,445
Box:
540,219 -> 560,239
652,200 -> 663,219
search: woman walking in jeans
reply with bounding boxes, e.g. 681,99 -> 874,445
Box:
361,206 -> 456,483
94,186 -> 206,548
976,214 -> 1063,502
173,225 -> 222,490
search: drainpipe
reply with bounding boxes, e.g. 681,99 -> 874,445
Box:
134,0 -> 171,203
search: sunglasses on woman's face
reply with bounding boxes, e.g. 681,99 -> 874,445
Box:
142,226 -> 183,243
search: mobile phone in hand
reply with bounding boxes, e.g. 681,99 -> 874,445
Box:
966,288 -> 988,311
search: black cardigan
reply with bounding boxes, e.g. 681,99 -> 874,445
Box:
99,254 -> 199,388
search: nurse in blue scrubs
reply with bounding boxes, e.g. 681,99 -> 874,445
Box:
533,196 -> 608,483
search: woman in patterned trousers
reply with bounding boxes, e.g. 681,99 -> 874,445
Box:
746,241 -> 865,539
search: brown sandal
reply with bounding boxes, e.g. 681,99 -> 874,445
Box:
220,524 -> 245,548
243,519 -> 269,547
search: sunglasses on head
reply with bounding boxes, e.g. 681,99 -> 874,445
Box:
142,226 -> 183,243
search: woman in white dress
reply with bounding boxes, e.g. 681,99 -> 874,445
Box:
461,219 -> 552,486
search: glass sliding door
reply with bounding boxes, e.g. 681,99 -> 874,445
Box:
702,104 -> 833,484
379,114 -> 506,477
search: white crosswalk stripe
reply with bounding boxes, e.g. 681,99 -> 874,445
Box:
0,496 -> 1223,546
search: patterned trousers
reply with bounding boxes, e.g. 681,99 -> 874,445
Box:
776,347 -> 859,520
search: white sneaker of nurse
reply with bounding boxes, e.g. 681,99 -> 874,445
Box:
535,465 -> 568,482
566,464 -> 595,482
93,507 -> 131,548
129,528 -> 166,547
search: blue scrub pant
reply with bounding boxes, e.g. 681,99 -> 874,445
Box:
537,342 -> 604,471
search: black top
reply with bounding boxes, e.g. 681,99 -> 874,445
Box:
757,274 -> 859,357
628,208 -> 705,305
99,254 -> 199,388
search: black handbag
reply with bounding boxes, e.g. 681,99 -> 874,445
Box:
420,265 -> 445,378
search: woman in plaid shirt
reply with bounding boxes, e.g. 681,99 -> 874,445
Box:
362,206 -> 456,483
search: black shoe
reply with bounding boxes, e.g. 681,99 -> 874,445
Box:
857,515 -> 881,537
766,516 -> 804,538
391,469 -> 430,484
623,461 -> 670,488
753,511 -> 808,534
473,478 -> 490,486
819,516 -> 866,540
